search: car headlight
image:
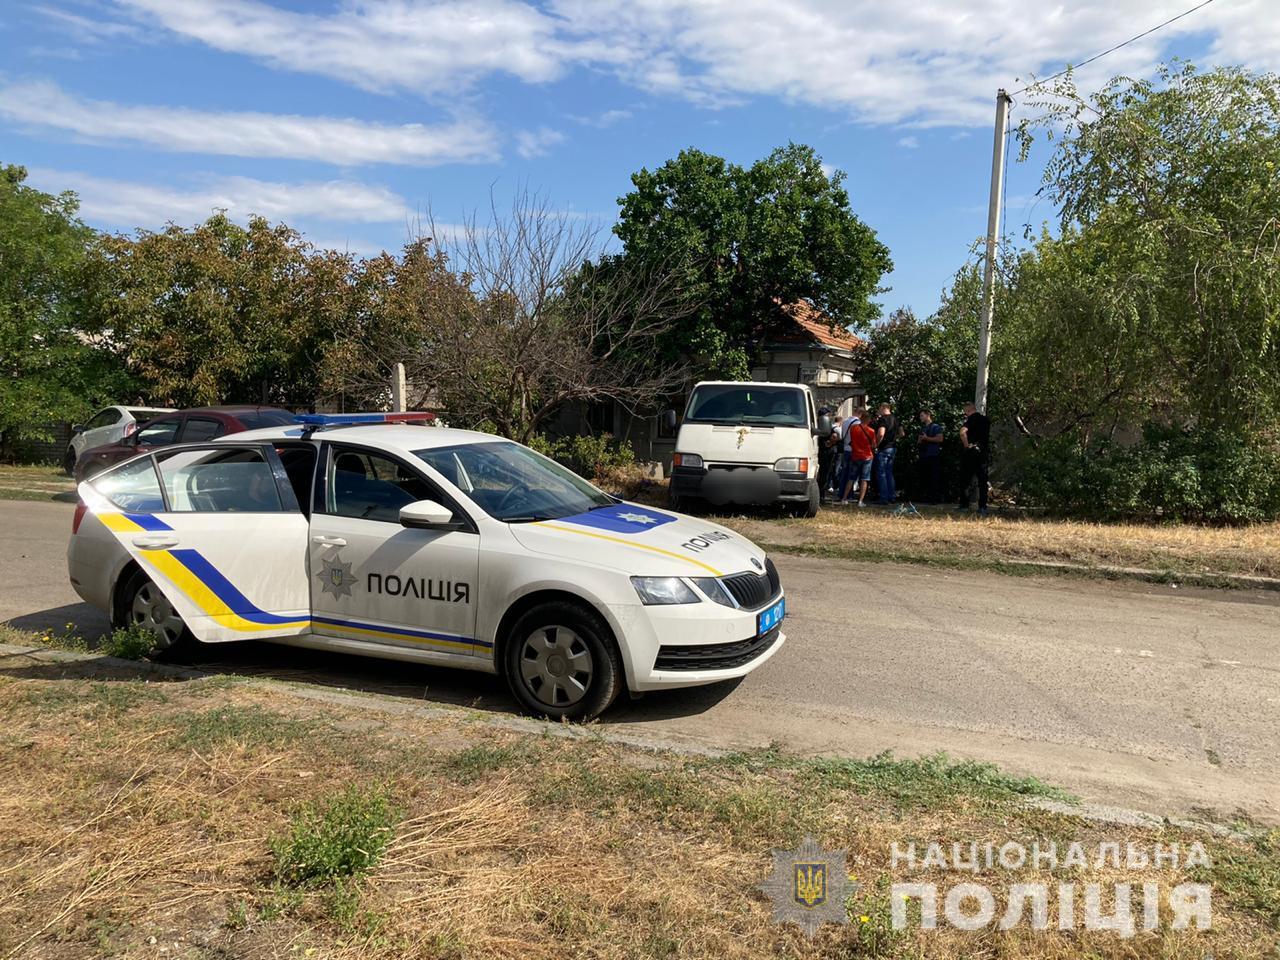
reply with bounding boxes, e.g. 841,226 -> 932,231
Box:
774,457 -> 809,473
691,577 -> 735,608
673,452 -> 703,469
631,576 -> 700,605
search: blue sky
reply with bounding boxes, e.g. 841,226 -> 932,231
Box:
0,0 -> 1267,320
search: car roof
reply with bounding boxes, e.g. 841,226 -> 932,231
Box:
693,380 -> 809,389
228,423 -> 507,455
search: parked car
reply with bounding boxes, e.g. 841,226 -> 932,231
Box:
65,405 -> 175,475
68,412 -> 785,721
73,406 -> 297,482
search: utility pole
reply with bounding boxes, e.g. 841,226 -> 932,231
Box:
391,362 -> 407,412
974,89 -> 1011,414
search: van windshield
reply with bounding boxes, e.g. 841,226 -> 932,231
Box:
684,385 -> 808,427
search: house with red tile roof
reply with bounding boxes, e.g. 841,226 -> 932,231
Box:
750,300 -> 867,418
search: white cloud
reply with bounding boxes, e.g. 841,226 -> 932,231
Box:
571,108 -> 633,128
0,80 -> 496,166
898,136 -> 919,149
109,0 -> 1280,128
26,167 -> 411,229
514,127 -> 565,159
114,0 -> 575,94
32,3 -> 144,42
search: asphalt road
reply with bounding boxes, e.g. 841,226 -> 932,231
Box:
5,499 -> 1278,821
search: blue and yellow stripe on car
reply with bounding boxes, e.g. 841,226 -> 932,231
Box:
94,511 -> 488,652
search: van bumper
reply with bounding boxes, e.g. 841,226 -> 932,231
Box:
671,465 -> 810,505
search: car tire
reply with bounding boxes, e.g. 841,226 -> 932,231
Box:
802,480 -> 820,518
117,568 -> 197,661
503,600 -> 622,722
63,448 -> 77,476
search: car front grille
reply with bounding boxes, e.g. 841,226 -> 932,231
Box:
720,557 -> 781,610
653,627 -> 781,672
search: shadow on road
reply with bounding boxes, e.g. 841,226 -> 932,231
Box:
5,605 -> 745,724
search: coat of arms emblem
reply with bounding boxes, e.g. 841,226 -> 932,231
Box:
760,835 -> 854,937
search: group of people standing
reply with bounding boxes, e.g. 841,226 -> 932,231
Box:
817,401 -> 992,515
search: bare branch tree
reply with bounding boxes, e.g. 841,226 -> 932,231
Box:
327,188 -> 694,442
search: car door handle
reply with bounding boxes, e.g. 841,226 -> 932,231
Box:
312,535 -> 347,547
132,535 -> 178,549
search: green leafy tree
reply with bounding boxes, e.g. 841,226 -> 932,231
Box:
1013,62 -> 1280,434
88,213 -> 354,408
0,165 -> 132,457
614,143 -> 891,378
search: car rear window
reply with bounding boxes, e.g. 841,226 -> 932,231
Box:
126,409 -> 163,422
236,410 -> 297,429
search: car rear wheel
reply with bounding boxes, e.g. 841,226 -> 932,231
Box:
118,568 -> 196,660
503,601 -> 622,721
63,447 -> 77,476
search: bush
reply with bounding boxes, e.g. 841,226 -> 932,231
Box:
529,432 -> 635,483
271,785 -> 399,887
1011,427 -> 1280,523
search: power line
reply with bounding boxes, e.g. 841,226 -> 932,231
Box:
1009,0 -> 1222,97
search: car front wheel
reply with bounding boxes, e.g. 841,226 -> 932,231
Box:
63,447 -> 77,476
503,600 -> 622,721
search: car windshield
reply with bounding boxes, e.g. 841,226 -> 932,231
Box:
236,409 -> 297,429
414,441 -> 613,522
684,385 -> 808,426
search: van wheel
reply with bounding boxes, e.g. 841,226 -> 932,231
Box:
803,480 -> 820,518
117,568 -> 196,660
503,601 -> 622,722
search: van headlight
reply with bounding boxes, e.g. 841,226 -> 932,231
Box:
631,576 -> 699,605
673,453 -> 703,469
774,457 -> 809,473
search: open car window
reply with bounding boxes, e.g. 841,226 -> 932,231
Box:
327,446 -> 445,524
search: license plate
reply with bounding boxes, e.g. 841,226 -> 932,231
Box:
757,596 -> 785,636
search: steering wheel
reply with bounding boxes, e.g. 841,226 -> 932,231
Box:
493,484 -> 528,516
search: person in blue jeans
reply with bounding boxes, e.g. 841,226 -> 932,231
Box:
872,402 -> 898,505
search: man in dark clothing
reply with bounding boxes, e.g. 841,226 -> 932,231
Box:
873,402 -> 898,505
816,407 -> 835,502
958,401 -> 991,515
916,410 -> 944,503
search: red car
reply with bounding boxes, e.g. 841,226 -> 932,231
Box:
73,406 -> 298,482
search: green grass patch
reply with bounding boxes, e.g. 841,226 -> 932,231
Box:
440,742 -> 537,783
98,625 -> 156,660
1196,829 -> 1280,929
270,784 -> 399,888
18,681 -> 168,719
166,704 -> 313,751
705,747 -> 1074,809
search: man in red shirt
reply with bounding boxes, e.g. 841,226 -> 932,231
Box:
840,408 -> 878,506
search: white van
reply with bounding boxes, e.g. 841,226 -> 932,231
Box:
666,381 -> 831,516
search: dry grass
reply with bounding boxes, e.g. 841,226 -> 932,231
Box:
0,658 -> 1275,959
0,464 -> 75,503
719,509 -> 1280,582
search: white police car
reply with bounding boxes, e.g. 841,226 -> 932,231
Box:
67,413 -> 786,720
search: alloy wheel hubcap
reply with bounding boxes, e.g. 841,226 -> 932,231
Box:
519,625 -> 592,708
130,583 -> 182,652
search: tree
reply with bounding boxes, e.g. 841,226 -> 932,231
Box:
87,213 -> 354,408
1012,62 -> 1280,435
0,164 -> 131,457
328,192 -> 695,443
613,144 -> 892,378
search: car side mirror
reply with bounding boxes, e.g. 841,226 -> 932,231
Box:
815,414 -> 833,438
71,423 -> 83,435
400,499 -> 456,530
662,409 -> 678,432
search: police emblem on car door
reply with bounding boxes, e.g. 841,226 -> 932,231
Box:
307,445 -> 482,657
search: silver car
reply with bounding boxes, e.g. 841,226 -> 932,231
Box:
65,405 -> 175,475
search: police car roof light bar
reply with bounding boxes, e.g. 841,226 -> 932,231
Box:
294,412 -> 436,434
